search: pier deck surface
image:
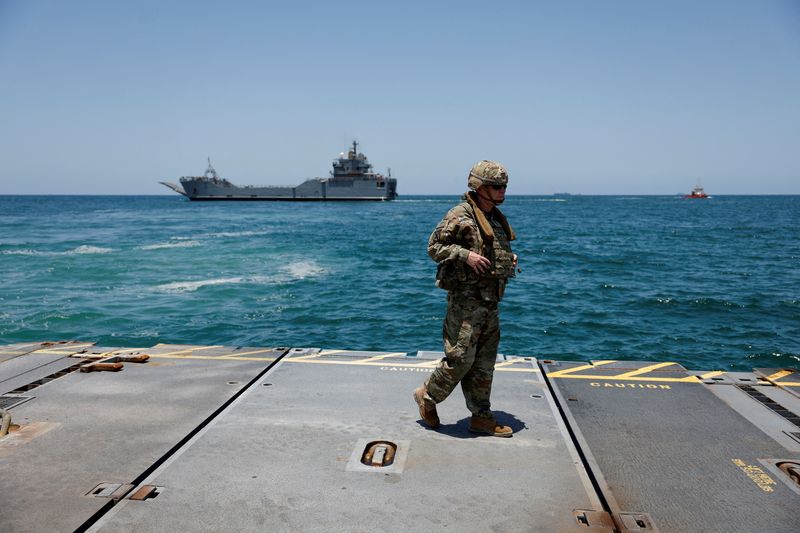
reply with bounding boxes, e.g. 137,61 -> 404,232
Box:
1,342 -> 798,532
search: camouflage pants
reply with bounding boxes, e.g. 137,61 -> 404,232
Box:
425,294 -> 500,420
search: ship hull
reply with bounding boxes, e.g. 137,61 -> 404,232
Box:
189,196 -> 393,201
177,177 -> 397,201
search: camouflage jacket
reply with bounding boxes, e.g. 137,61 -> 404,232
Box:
428,192 -> 516,302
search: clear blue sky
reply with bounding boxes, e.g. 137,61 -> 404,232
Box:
1,0 -> 799,195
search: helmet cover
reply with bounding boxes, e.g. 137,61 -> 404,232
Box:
468,160 -> 508,190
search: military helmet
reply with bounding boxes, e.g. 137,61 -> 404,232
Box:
468,160 -> 508,190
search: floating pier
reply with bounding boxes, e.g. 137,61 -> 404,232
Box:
1,341 -> 799,532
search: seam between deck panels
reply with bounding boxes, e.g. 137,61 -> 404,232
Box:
539,360 -> 622,533
77,347 -> 291,533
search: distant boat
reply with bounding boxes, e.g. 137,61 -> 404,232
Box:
684,185 -> 709,199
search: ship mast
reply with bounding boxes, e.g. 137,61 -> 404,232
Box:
205,157 -> 219,179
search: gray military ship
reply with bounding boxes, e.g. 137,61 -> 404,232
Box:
160,141 -> 397,201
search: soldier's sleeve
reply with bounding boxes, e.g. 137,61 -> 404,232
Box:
428,210 -> 471,263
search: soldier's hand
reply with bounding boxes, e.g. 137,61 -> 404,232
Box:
466,251 -> 491,274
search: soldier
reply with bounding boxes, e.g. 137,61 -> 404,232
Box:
413,160 -> 518,437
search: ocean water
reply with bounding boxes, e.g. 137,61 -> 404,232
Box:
0,194 -> 798,372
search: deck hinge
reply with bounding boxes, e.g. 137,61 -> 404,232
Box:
616,512 -> 658,531
573,509 -> 615,530
86,482 -> 134,501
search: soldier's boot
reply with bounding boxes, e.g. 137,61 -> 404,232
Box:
413,386 -> 440,429
468,415 -> 512,437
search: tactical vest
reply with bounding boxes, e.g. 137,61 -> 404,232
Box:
487,217 -> 516,280
435,200 -> 515,295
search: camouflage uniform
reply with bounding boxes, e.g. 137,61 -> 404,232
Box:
422,165 -> 516,421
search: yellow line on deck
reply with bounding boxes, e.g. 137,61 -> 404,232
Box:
495,360 -> 536,369
149,345 -> 225,357
699,371 -> 725,379
549,373 -> 701,383
31,343 -> 97,355
359,352 -> 407,363
221,348 -> 280,358
767,370 -> 794,381
288,353 -> 326,361
614,361 -> 678,378
148,354 -> 278,362
316,350 -> 345,356
7,341 -> 48,351
128,353 -> 537,373
545,360 -> 617,378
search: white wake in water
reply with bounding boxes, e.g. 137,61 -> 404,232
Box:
138,240 -> 202,250
1,245 -> 115,256
279,260 -> 326,280
155,260 -> 327,293
171,230 -> 270,240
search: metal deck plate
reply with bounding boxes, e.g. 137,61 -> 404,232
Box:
97,353 -> 597,532
0,341 -> 91,362
755,368 -> 800,399
0,352 -> 85,395
544,360 -> 800,533
0,349 -> 280,533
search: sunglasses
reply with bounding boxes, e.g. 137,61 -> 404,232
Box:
489,184 -> 507,191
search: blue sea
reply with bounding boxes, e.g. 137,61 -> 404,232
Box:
1,195 -> 798,372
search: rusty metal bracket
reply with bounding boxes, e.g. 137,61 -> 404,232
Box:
129,485 -> 162,501
80,362 -> 124,373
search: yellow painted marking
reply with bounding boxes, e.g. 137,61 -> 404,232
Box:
732,458 -> 776,493
316,350 -> 345,356
149,345 -> 224,357
148,354 -> 277,362
283,358 -> 537,372
494,360 -> 537,371
221,348 -> 280,358
359,352 -> 407,363
614,362 -> 678,378
41,342 -> 95,351
4,341 -> 48,351
126,352 -> 536,372
31,343 -> 97,355
546,360 -> 617,378
699,371 -> 725,379
776,381 -> 800,387
767,370 -> 794,381
288,353 -> 325,361
552,373 -> 701,383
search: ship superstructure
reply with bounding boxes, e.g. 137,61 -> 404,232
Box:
160,141 -> 397,201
